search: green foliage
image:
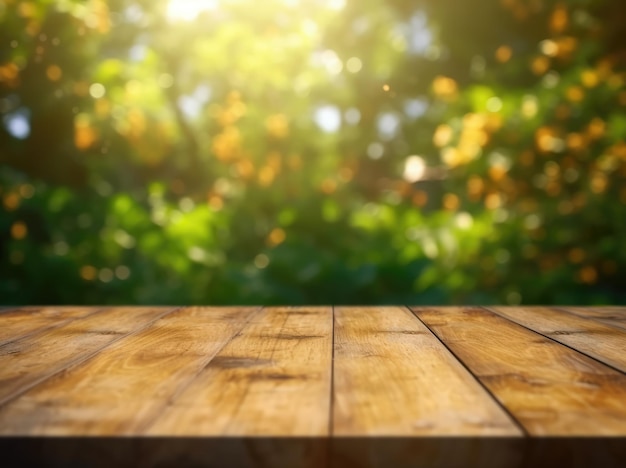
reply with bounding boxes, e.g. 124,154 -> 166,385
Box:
1,0 -> 625,305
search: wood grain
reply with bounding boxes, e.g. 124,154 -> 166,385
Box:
488,306 -> 626,373
0,306 -> 259,435
0,306 -> 174,407
1,303 -> 625,458
560,307 -> 626,331
332,306 -> 521,436
0,306 -> 100,346
412,306 -> 626,435
146,306 -> 333,436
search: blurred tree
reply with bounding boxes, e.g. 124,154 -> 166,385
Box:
0,0 -> 624,305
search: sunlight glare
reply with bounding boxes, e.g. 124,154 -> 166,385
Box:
314,105 -> 341,133
403,155 -> 426,182
166,0 -> 219,21
327,0 -> 345,10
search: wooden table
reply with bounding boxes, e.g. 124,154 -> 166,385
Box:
1,306 -> 625,467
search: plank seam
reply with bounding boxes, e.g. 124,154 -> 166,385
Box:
0,306 -> 110,348
0,306 -> 183,409
137,305 -> 265,434
325,305 -> 335,468
483,306 -> 626,377
405,305 -> 530,437
552,306 -> 626,332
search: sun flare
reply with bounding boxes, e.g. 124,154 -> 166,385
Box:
166,0 -> 219,21
165,0 -> 345,21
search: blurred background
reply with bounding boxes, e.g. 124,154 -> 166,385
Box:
0,0 -> 625,306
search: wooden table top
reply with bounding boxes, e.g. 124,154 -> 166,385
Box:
1,305 -> 626,467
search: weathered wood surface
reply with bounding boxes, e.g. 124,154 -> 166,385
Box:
0,306 -> 99,346
560,306 -> 626,331
0,306 -> 258,434
332,306 -> 520,436
487,306 -> 626,373
0,306 -> 176,407
411,306 -> 626,436
147,306 -> 333,436
0,305 -> 625,467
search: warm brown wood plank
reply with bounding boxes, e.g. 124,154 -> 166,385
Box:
412,306 -> 626,435
0,306 -> 100,346
146,306 -> 333,436
561,307 -> 626,331
488,306 -> 626,374
0,306 -> 259,435
0,306 -> 174,406
332,306 -> 522,436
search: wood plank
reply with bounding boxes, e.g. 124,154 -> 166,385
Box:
332,306 -> 521,436
412,306 -> 626,435
488,306 -> 626,374
142,306 -> 333,468
0,306 -> 101,346
330,306 -> 524,467
561,307 -> 626,331
146,306 -> 333,436
0,306 -> 175,406
0,306 -> 259,435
